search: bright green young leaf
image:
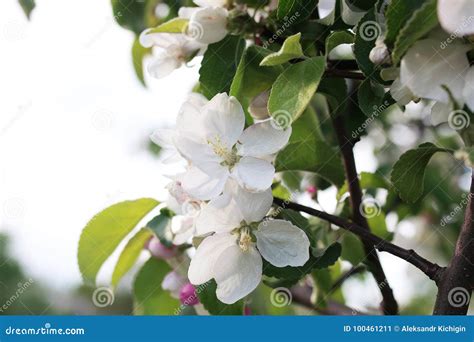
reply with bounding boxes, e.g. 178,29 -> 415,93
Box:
367,211 -> 393,241
230,46 -> 283,121
18,0 -> 35,19
199,35 -> 245,98
111,228 -> 152,287
133,257 -> 180,315
146,209 -> 173,247
391,143 -> 453,203
78,198 -> 159,284
325,31 -> 354,56
197,280 -> 244,315
132,38 -> 150,87
262,242 -> 342,281
277,0 -> 319,23
269,56 -> 326,124
260,33 -> 304,66
148,18 -> 189,34
384,0 -> 425,47
391,0 -> 438,64
275,106 -> 345,187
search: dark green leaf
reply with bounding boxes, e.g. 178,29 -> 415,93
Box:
200,35 -> 245,99
18,0 -> 35,19
325,30 -> 354,56
133,257 -> 180,315
197,280 -> 244,315
384,0 -> 425,47
111,0 -> 148,35
391,143 -> 453,203
277,0 -> 319,23
146,209 -> 173,247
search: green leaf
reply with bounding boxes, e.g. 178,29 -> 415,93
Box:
262,242 -> 342,281
391,0 -> 438,64
367,211 -> 393,240
230,46 -> 283,121
353,9 -> 384,83
199,35 -> 245,99
111,228 -> 152,287
78,198 -> 159,284
325,30 -> 354,56
197,280 -> 244,315
147,18 -> 189,34
18,0 -> 35,19
337,171 -> 391,201
146,210 -> 173,247
384,0 -> 425,47
277,0 -> 319,23
341,233 -> 365,265
133,257 -> 180,315
132,38 -> 150,87
269,57 -> 326,124
391,143 -> 452,203
260,33 -> 304,66
357,79 -> 392,117
275,106 -> 345,187
111,0 -> 148,35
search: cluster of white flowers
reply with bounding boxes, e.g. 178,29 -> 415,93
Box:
389,0 -> 474,124
151,92 -> 310,304
139,0 -> 229,79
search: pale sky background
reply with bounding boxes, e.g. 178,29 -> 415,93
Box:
0,0 -> 433,311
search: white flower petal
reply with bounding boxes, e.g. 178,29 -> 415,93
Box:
431,101 -> 453,125
150,128 -> 175,149
201,93 -> 245,148
178,6 -> 200,19
147,52 -> 182,79
188,233 -> 236,285
400,39 -> 470,104
438,0 -> 474,36
317,0 -> 336,25
195,193 -> 243,235
213,244 -> 262,304
174,134 -> 221,168
255,220 -> 310,267
231,184 -> 272,224
237,121 -> 292,158
232,156 -> 274,192
463,67 -> 474,112
181,165 -> 229,200
194,0 -> 227,7
189,7 -> 228,45
171,216 -> 195,245
390,77 -> 415,106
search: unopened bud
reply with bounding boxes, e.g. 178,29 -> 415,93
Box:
148,236 -> 178,259
179,283 -> 199,306
369,39 -> 390,65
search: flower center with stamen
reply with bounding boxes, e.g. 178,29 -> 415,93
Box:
238,227 -> 253,252
207,136 -> 239,167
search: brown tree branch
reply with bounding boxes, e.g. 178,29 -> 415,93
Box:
433,172 -> 474,314
331,115 -> 399,315
273,198 -> 443,284
324,69 -> 366,80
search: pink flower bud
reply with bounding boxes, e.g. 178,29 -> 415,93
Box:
179,283 -> 199,306
148,236 -> 177,259
244,305 -> 252,315
306,185 -> 317,196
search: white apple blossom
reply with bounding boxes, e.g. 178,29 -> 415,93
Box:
437,0 -> 474,37
188,182 -> 310,304
174,93 -> 292,200
162,270 -> 187,298
139,32 -> 205,79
